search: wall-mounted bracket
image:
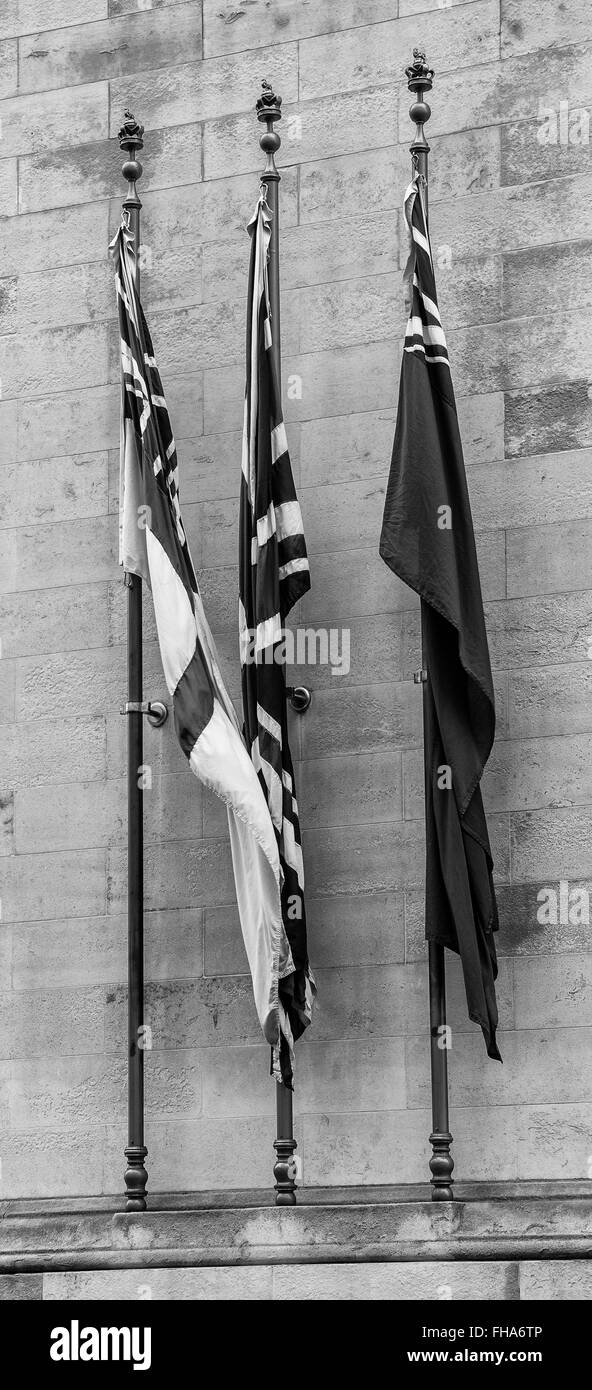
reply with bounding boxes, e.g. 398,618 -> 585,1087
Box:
121,700 -> 169,728
286,685 -> 312,713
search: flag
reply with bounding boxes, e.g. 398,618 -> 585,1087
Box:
239,191 -> 315,1088
379,174 -> 501,1060
110,213 -> 295,1081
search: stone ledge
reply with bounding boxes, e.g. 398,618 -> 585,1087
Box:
1,1182 -> 590,1275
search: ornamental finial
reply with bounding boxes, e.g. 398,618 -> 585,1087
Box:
256,78 -> 282,116
118,109 -> 144,148
256,79 -> 282,181
407,48 -> 433,164
118,109 -> 144,206
406,47 -> 434,92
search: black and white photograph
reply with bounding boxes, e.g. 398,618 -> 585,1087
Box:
0,0 -> 590,1342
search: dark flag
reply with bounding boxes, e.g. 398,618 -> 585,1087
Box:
379,174 -> 501,1060
239,191 -> 315,1087
111,214 -> 294,1077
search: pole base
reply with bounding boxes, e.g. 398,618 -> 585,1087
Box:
429,1129 -> 454,1201
273,1140 -> 298,1206
124,1145 -> 148,1211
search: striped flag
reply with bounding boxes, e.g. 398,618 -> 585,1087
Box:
239,191 -> 315,1088
110,213 -> 295,1079
380,175 -> 501,1059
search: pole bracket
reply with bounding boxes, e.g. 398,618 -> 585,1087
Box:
121,700 -> 169,728
286,685 -> 311,713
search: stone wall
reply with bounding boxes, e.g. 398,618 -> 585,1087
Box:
0,0 -> 590,1198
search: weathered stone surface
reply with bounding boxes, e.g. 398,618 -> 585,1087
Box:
304,823 -> 425,898
298,751 -> 403,829
501,117 -> 590,188
485,592 -> 592,669
398,44 -> 592,140
300,681 -> 421,761
139,169 -> 298,257
503,241 -> 592,320
0,202 -> 110,278
204,891 -> 406,978
0,583 -> 110,658
448,312 -> 592,396
19,123 -> 203,215
517,1105 -> 592,1181
429,173 -> 592,263
19,6 -> 202,93
303,1106 -> 517,1185
110,44 -> 298,136
0,2 -> 106,39
509,664 -> 592,739
0,1273 -> 42,1300
468,449 -> 592,531
299,128 -> 500,227
0,452 -> 108,524
510,807 -> 592,882
407,1027 -> 592,1107
0,39 -> 17,98
520,1260 -> 592,1300
16,643 -> 127,721
0,1126 -> 104,1200
0,81 -> 108,158
10,907 -> 202,993
44,1265 -> 273,1300
0,321 -> 111,400
204,339 -> 400,433
0,714 -> 105,788
0,158 -> 17,216
204,212 -> 399,303
405,731 -> 592,820
15,779 -> 126,853
105,976 -> 260,1053
300,4 -> 500,101
0,849 -> 106,922
501,0 -> 592,56
203,0 -> 400,56
0,789 -> 14,855
505,383 -> 592,459
0,660 -> 16,724
5,514 -> 118,596
16,262 -> 113,331
0,986 -> 104,1060
104,1115 -> 275,1190
205,87 -> 399,180
507,519 -> 592,599
497,881 -> 592,957
108,835 -> 235,915
271,1260 -> 517,1301
514,954 -> 592,1029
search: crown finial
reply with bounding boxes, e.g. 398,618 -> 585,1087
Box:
406,47 -> 434,91
256,78 -> 282,116
256,79 -> 282,180
407,48 -> 433,163
118,109 -> 144,148
118,109 -> 144,203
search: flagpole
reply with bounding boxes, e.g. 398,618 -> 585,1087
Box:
119,111 -> 149,1213
256,80 -> 298,1207
407,49 -> 454,1202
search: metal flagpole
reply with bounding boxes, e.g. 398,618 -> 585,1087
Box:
119,111 -> 149,1213
407,49 -> 454,1202
256,80 -> 298,1206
